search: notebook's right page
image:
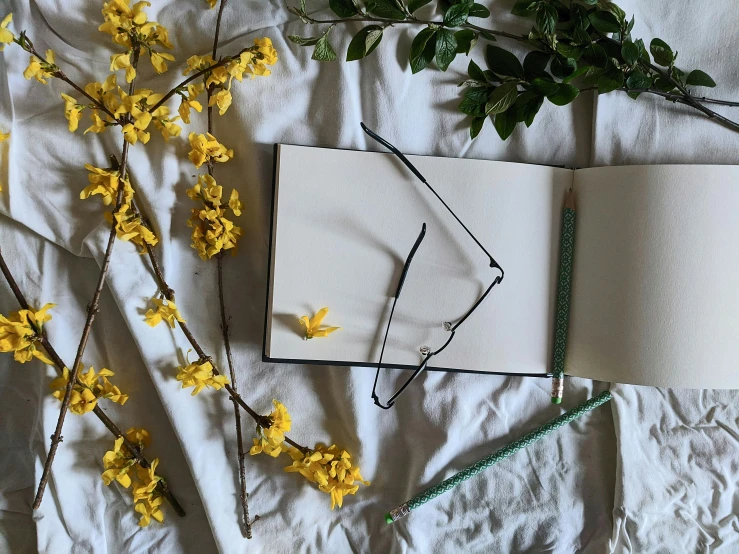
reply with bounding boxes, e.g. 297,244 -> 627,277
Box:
567,165 -> 739,389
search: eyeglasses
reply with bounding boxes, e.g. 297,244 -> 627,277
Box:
362,123 -> 505,409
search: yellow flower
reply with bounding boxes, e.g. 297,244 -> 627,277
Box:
299,308 -> 340,340
0,304 -> 55,365
84,111 -> 108,134
183,54 -> 216,76
80,164 -> 133,206
187,132 -> 233,168
177,84 -> 204,124
107,203 -> 158,250
153,115 -> 181,142
144,298 -> 185,328
126,427 -> 152,448
175,359 -> 229,395
61,93 -> 84,132
205,0 -> 218,8
249,400 -> 292,457
0,13 -> 14,50
249,437 -> 283,457
135,495 -> 165,527
50,365 -> 129,414
122,122 -> 150,145
23,50 -> 56,84
149,51 -> 174,74
284,444 -> 370,510
228,189 -> 243,216
102,436 -> 135,488
255,37 -> 279,66
0,131 -> 8,142
208,88 -> 232,116
110,52 -> 137,83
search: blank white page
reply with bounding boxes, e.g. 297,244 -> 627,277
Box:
266,144 -> 572,375
568,165 -> 739,389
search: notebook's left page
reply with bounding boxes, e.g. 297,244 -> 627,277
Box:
266,145 -> 572,375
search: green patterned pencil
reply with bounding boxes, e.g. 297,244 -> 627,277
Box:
384,390 -> 612,524
551,189 -> 576,404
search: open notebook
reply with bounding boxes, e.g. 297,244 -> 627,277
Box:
264,144 -> 739,389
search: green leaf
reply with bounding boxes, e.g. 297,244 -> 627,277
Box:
635,38 -> 650,63
455,29 -> 477,54
547,83 -> 580,105
459,96 -> 486,116
329,0 -> 359,17
312,35 -> 337,61
479,30 -> 497,41
470,116 -> 485,139
582,43 -> 608,68
570,4 -> 590,30
562,66 -> 590,83
464,86 -> 491,102
550,56 -> 577,79
686,69 -> 716,88
444,2 -> 470,26
410,28 -> 438,73
511,0 -> 538,17
288,35 -> 321,46
366,0 -> 406,20
523,51 -> 550,79
346,26 -> 383,61
588,11 -> 621,34
572,27 -> 592,46
650,38 -> 674,67
625,70 -> 652,91
468,59 -> 486,82
596,64 -> 624,93
523,95 -> 544,127
580,0 -> 598,4
493,107 -> 517,140
485,81 -> 519,114
435,29 -> 458,71
605,2 -> 626,23
653,76 -> 675,92
621,40 -> 638,66
469,3 -> 491,18
555,42 -> 582,61
485,45 -> 524,79
408,0 -> 433,13
626,15 -> 635,35
536,3 -> 557,35
528,77 -> 559,96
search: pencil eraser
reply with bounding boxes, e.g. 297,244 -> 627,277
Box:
384,513 -> 393,524
551,397 -> 562,404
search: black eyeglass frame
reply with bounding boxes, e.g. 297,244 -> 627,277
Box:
362,123 -> 505,409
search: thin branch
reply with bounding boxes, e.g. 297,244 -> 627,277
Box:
24,43 -> 119,121
33,47 -> 142,510
0,249 -> 184,516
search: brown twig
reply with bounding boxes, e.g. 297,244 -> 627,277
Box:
32,47 -> 142,510
0,248 -> 185,516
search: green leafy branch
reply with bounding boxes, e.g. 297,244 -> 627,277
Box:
286,0 -> 739,140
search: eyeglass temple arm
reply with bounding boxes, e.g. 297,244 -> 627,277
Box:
361,122 -> 502,272
372,224 -> 427,409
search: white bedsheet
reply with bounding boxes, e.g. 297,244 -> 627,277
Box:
0,0 -> 737,552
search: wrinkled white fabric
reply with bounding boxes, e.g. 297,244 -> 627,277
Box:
0,0 -> 736,553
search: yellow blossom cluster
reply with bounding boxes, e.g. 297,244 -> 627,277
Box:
144,298 -> 185,328
0,13 -> 14,50
176,358 -> 229,395
181,37 -> 278,118
0,304 -> 54,365
81,163 -> 133,206
100,0 -> 174,83
285,444 -> 371,510
106,203 -> 158,251
50,365 -> 129,415
187,132 -> 233,168
186,174 -> 243,259
23,49 -> 57,84
249,400 -> 292,457
102,428 -> 165,527
176,83 -> 204,124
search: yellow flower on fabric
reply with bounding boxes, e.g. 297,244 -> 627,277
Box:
0,13 -> 14,50
61,93 -> 84,132
100,0 -> 172,54
50,365 -> 129,414
205,0 -> 218,8
153,114 -> 181,142
0,304 -> 55,365
183,54 -> 216,76
228,189 -> 243,216
102,436 -> 135,488
81,164 -> 133,206
249,400 -> 292,457
122,122 -> 150,145
177,84 -> 204,124
110,52 -> 137,83
135,494 -> 165,527
255,37 -> 279,66
187,132 -> 233,168
208,88 -> 232,116
299,308 -> 340,340
24,50 -> 56,84
126,427 -> 152,448
284,444 -> 370,510
176,359 -> 229,395
144,298 -> 185,328
149,51 -> 174,74
107,203 -> 158,251
249,437 -> 284,457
